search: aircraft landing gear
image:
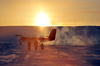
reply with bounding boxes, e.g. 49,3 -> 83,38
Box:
40,43 -> 44,50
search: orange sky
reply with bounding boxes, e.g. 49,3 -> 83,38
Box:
0,0 -> 100,26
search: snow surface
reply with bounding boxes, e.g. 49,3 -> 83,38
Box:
0,43 -> 100,66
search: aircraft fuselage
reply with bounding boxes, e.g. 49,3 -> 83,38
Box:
20,37 -> 52,42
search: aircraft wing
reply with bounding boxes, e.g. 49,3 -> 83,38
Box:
15,29 -> 56,42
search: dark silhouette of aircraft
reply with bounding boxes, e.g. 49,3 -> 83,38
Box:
15,29 -> 56,51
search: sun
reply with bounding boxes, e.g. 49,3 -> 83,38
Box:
34,11 -> 51,27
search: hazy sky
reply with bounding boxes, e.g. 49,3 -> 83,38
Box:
0,0 -> 100,26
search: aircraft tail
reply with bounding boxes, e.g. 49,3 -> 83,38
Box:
48,29 -> 56,41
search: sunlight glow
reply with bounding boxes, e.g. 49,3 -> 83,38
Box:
34,11 -> 51,27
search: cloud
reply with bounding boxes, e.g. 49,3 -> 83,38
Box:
49,26 -> 100,46
0,26 -> 100,46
